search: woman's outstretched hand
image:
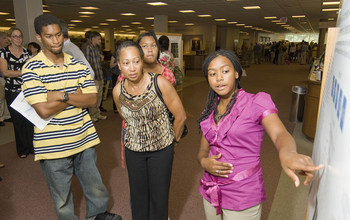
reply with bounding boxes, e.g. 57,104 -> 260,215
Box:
200,153 -> 234,178
279,150 -> 324,187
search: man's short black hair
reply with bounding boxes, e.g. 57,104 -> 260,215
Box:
34,14 -> 61,35
90,31 -> 102,39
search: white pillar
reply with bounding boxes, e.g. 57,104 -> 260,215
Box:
13,0 -> 42,45
104,28 -> 115,52
154,15 -> 168,33
202,25 -> 216,53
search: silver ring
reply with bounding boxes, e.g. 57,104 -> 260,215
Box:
216,169 -> 219,174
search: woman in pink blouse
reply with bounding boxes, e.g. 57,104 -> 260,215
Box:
197,49 -> 323,219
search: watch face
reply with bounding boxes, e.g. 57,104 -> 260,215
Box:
63,92 -> 69,102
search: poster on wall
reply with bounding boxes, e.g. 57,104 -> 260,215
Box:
308,2 -> 350,219
156,32 -> 183,71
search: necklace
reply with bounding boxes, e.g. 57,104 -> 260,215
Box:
214,90 -> 238,124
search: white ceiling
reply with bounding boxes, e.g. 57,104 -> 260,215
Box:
0,0 -> 340,34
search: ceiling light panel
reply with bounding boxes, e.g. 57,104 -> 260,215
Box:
198,15 -> 212,17
79,11 -> 95,14
243,6 -> 261,10
147,2 -> 168,6
179,10 -> 195,13
80,7 -> 99,10
264,16 -> 277,19
121,13 -> 136,16
322,1 -> 340,5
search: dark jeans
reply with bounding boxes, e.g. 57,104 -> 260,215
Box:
125,145 -> 174,220
5,89 -> 34,156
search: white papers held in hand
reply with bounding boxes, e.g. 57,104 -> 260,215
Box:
10,91 -> 53,130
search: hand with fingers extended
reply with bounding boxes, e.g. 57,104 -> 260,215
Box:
279,150 -> 324,187
200,153 -> 234,178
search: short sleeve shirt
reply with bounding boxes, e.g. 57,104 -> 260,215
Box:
21,51 -> 100,161
199,89 -> 278,211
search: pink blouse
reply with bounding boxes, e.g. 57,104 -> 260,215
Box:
199,89 -> 278,213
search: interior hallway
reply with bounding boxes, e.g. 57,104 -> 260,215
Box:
0,62 -> 314,220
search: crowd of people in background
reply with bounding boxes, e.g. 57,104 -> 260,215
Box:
241,40 -> 319,66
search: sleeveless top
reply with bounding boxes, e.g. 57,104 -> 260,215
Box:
0,46 -> 31,92
119,72 -> 175,152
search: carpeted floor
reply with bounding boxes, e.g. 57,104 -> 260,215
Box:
0,62 -> 311,220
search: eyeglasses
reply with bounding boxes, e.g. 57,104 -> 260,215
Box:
11,35 -> 22,39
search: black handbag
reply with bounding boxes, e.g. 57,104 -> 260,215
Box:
153,74 -> 188,139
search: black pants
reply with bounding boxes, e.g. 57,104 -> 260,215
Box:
5,90 -> 34,156
125,145 -> 174,220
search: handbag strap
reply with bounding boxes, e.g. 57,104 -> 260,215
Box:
153,73 -> 165,104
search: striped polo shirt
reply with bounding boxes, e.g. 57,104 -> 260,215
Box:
21,51 -> 100,161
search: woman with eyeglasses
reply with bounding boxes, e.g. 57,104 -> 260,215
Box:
0,27 -> 33,158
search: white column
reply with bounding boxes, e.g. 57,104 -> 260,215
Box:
104,28 -> 115,52
202,25 -> 216,53
154,15 -> 168,33
13,0 -> 42,45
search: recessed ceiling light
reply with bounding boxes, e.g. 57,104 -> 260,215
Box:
131,22 -> 141,24
322,8 -> 339,11
126,29 -> 132,31
244,25 -> 253,28
145,17 -> 154,20
281,25 -> 290,27
0,12 -> 10,15
328,18 -> 335,20
215,18 -> 226,21
80,7 -> 99,10
243,6 -> 261,10
68,24 -> 76,26
79,11 -> 95,15
322,1 -> 340,5
70,20 -> 83,23
121,13 -> 136,16
179,10 -> 195,13
292,15 -> 306,18
137,27 -> 145,29
236,23 -> 245,26
106,19 -> 118,22
271,20 -> 280,22
276,22 -> 286,24
84,28 -> 91,31
264,16 -> 277,19
42,4 -> 48,7
43,10 -> 51,13
92,26 -> 99,28
198,15 -> 212,17
227,21 -> 237,24
79,15 -> 90,18
122,25 -> 130,27
147,2 -> 168,6
168,21 -> 178,23
99,23 -> 109,25
185,23 -> 194,25
6,18 -> 15,21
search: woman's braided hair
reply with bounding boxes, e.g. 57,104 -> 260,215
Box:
197,49 -> 243,130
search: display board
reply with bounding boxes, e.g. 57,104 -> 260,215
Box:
308,1 -> 350,219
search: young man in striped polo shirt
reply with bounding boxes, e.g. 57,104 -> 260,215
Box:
21,14 -> 121,220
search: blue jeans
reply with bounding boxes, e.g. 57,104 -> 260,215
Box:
40,147 -> 109,220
